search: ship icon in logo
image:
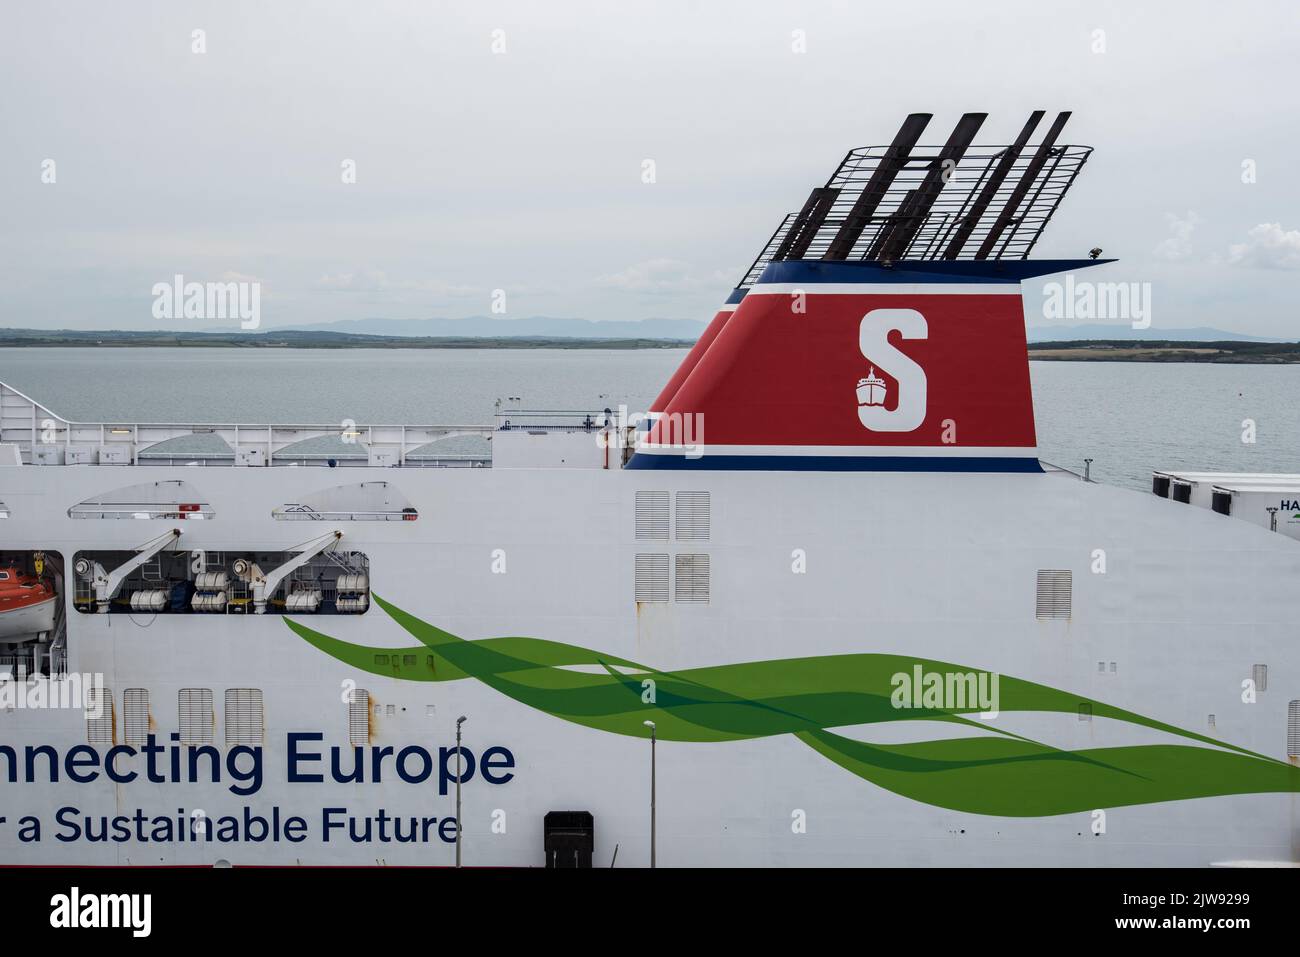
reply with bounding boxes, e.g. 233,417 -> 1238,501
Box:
856,367 -> 887,407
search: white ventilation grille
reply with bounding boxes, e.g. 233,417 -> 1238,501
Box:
675,553 -> 711,603
1252,664 -> 1268,693
635,554 -> 669,602
675,491 -> 711,541
86,687 -> 113,745
124,688 -> 150,746
225,688 -> 265,745
1288,700 -> 1300,758
349,689 -> 370,745
1035,570 -> 1072,620
178,688 -> 213,744
635,491 -> 669,541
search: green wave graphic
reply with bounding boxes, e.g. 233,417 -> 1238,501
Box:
284,595 -> 1300,817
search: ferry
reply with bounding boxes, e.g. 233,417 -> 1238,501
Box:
1,111 -> 1298,867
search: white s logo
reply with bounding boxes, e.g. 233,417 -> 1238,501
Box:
858,309 -> 927,432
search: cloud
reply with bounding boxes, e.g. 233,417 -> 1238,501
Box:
1226,223 -> 1300,269
594,258 -> 732,294
315,268 -> 389,292
1153,211 -> 1200,261
315,269 -> 476,296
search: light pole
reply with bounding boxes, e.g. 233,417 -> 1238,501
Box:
643,719 -> 656,868
455,715 -> 466,868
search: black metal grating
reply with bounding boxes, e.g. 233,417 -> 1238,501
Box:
739,213 -> 798,290
797,142 -> 1090,264
733,113 -> 1092,290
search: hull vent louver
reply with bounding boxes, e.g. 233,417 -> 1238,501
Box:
1036,569 -> 1072,620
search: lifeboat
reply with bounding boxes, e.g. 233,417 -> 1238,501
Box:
0,567 -> 57,640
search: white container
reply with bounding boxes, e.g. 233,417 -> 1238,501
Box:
285,590 -> 322,613
195,571 -> 228,590
129,589 -> 170,611
1211,486 -> 1300,541
191,591 -> 227,612
336,573 -> 369,593
1153,471 -> 1300,509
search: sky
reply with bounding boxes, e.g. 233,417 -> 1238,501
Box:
1,0 -> 1298,335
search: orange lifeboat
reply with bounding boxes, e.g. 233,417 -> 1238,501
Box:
0,567 -> 57,640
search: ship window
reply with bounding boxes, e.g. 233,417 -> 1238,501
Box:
86,687 -> 113,745
178,689 -> 214,744
1252,664 -> 1268,693
1151,475 -> 1170,498
0,501 -> 9,519
1288,701 -> 1300,758
1035,570 -> 1072,620
675,553 -> 711,603
224,688 -> 264,745
1171,482 -> 1191,504
1078,703 -> 1092,721
1211,491 -> 1232,516
634,553 -> 669,603
124,689 -> 150,746
675,491 -> 711,541
635,491 -> 669,541
348,690 -> 370,746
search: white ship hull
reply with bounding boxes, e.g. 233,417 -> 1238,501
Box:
2,114 -> 1297,868
2,462 -> 1298,867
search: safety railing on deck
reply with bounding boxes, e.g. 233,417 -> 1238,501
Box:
0,379 -> 494,467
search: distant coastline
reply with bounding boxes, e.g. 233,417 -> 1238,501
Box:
0,329 -> 693,350
4,329 -> 1300,361
1028,340 -> 1300,363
